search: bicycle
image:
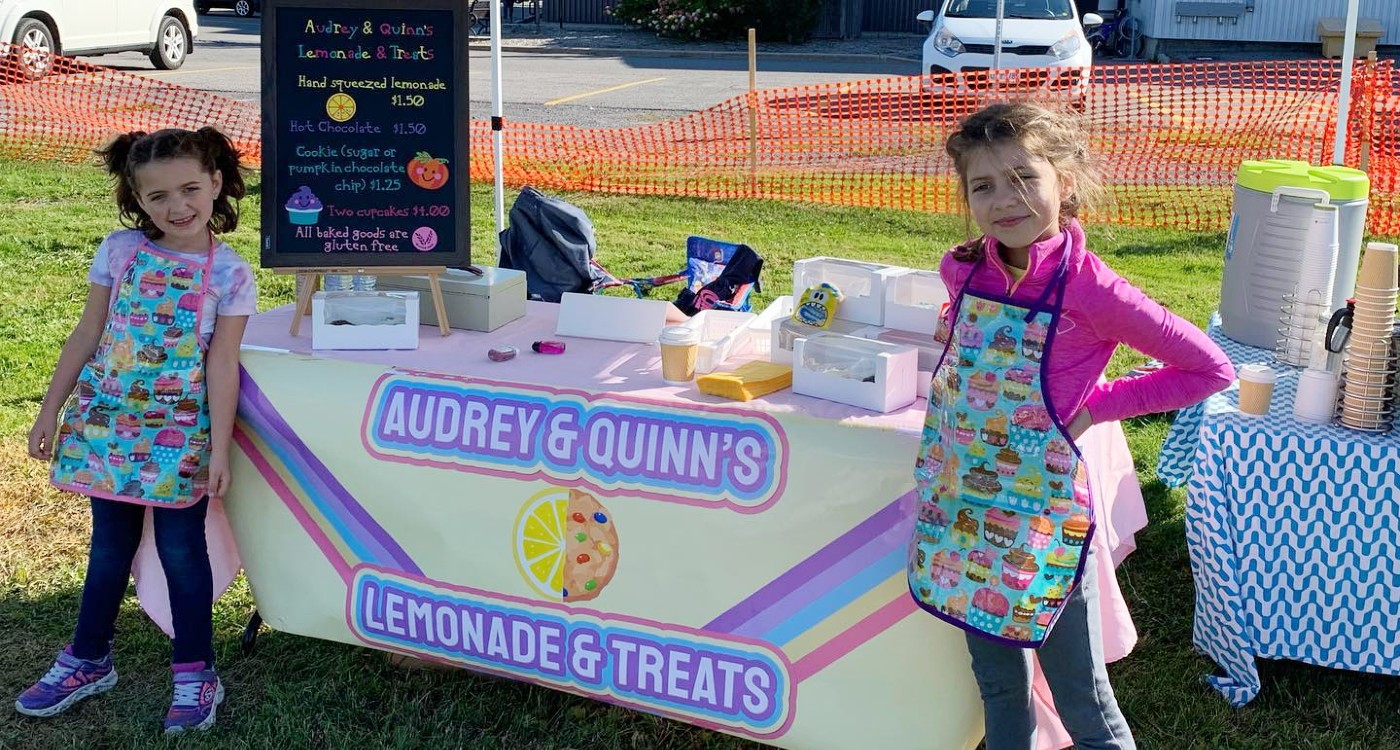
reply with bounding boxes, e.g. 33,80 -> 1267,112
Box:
1085,5 -> 1144,59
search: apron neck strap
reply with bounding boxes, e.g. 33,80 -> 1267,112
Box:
1021,233 -> 1073,320
137,232 -> 217,274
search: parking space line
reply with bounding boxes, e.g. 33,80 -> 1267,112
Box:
143,64 -> 261,76
544,77 -> 666,106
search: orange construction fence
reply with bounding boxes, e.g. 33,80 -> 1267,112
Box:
2,48 -> 1396,235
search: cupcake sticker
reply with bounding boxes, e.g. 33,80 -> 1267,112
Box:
286,186 -> 323,226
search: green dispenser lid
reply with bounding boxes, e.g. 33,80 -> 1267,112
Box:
1235,159 -> 1370,202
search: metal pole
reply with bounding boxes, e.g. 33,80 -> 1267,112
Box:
748,28 -> 758,197
1332,0 -> 1360,165
491,0 -> 506,260
993,0 -> 1004,71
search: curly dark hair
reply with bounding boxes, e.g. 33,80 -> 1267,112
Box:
96,127 -> 248,240
944,103 -> 1106,262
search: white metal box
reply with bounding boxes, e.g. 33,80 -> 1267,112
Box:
377,267 -> 525,332
311,291 -> 420,350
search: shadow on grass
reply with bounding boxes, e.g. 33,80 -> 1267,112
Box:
0,578 -> 767,750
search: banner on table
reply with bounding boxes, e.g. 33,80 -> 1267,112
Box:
362,369 -> 789,513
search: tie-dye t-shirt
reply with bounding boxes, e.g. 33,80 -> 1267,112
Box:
87,229 -> 258,343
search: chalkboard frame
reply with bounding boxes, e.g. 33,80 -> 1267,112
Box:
260,0 -> 471,270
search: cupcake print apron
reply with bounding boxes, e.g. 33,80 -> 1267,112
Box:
51,237 -> 214,506
908,244 -> 1095,647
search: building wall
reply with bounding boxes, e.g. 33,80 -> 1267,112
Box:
1140,0 -> 1400,44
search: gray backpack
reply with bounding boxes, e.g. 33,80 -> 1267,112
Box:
498,187 -> 605,303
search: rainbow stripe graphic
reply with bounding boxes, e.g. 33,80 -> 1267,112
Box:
704,494 -> 918,682
234,369 -> 420,582
235,366 -> 917,683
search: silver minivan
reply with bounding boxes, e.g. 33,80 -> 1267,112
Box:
2,0 -> 198,78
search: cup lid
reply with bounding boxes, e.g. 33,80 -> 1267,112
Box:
1238,363 -> 1277,384
659,325 -> 701,345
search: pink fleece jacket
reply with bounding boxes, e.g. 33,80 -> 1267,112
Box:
940,220 -> 1235,426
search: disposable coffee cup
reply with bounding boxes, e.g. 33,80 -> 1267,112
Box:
1293,368 -> 1340,424
1237,363 -> 1277,416
658,325 -> 702,385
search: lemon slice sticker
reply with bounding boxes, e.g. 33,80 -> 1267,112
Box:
326,92 -> 357,122
513,489 -> 568,599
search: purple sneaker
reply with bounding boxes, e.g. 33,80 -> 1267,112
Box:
14,648 -> 118,717
163,666 -> 224,734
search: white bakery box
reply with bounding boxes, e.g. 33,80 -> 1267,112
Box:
378,267 -> 525,332
312,291 -> 419,350
677,309 -> 758,374
883,268 -> 948,333
792,332 -> 919,413
757,295 -> 870,366
792,257 -> 908,326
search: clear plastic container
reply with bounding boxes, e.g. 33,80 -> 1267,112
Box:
800,333 -> 886,382
323,274 -> 354,291
324,274 -> 378,291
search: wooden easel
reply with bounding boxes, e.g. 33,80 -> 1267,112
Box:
282,266 -> 452,338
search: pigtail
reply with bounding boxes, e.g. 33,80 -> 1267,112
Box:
949,236 -> 985,263
96,131 -> 153,234
196,126 -> 248,234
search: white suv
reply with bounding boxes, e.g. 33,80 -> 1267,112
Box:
917,0 -> 1101,105
2,0 -> 198,78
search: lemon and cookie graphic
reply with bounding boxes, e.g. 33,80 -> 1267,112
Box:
513,488 -> 619,603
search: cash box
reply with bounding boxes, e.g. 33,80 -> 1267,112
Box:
378,267 -> 526,332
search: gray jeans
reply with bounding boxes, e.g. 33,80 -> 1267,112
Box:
964,545 -> 1136,750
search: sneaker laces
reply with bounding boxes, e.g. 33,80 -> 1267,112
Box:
39,663 -> 76,686
172,680 -> 206,707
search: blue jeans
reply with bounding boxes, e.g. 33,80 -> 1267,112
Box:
70,496 -> 214,666
965,545 -> 1136,750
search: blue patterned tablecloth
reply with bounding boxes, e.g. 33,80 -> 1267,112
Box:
1156,316 -> 1400,705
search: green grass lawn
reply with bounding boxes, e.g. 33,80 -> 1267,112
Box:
1,158 -> 1397,749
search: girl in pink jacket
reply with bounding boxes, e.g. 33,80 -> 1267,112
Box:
908,103 -> 1233,750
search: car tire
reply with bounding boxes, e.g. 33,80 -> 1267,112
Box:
149,16 -> 188,70
234,0 -> 254,17
11,18 -> 57,80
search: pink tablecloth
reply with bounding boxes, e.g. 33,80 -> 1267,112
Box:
137,301 -> 1148,750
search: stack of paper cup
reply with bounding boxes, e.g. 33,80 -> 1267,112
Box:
1276,204 -> 1339,366
1338,242 -> 1398,431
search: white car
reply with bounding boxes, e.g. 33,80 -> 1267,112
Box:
2,0 -> 198,78
917,0 -> 1101,105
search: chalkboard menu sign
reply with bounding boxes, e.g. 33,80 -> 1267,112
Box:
260,0 -> 470,269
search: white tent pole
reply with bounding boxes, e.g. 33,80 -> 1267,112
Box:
490,1 -> 507,260
1332,0 -> 1360,165
993,0 -> 1005,71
